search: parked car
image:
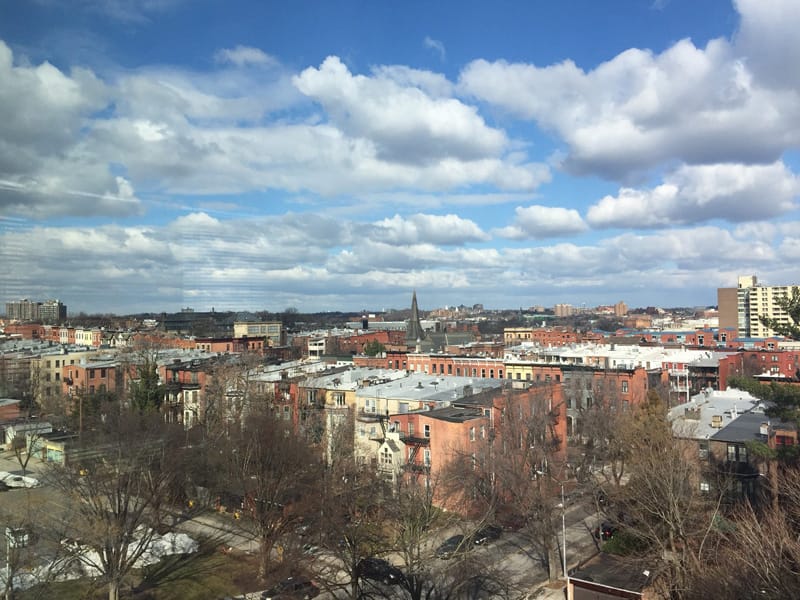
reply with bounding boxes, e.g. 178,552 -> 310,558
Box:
435,534 -> 471,559
357,557 -> 404,585
593,521 -> 618,541
472,524 -> 502,546
261,576 -> 319,600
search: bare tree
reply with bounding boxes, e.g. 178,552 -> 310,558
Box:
455,386 -> 566,583
611,391 -> 728,599
44,411 -> 187,600
222,408 -> 321,581
9,417 -> 49,476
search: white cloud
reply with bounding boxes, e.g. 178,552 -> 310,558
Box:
495,205 -> 587,239
587,162 -> 799,228
370,213 -> 489,245
0,41 -> 143,219
734,0 -> 800,89
294,56 -> 508,165
459,14 -> 800,180
214,45 -> 277,68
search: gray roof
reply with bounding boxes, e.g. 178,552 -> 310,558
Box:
711,412 -> 770,444
670,389 -> 762,441
355,372 -> 503,404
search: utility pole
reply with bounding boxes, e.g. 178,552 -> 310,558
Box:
561,483 -> 567,578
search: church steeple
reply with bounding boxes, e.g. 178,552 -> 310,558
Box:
406,290 -> 425,344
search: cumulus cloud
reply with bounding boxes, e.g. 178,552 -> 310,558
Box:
0,41 -> 143,219
459,3 -> 800,180
495,205 -> 588,239
294,56 -> 508,165
587,162 -> 799,228
734,0 -> 800,89
214,45 -> 277,68
370,213 -> 489,246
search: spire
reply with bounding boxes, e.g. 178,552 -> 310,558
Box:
406,290 -> 425,343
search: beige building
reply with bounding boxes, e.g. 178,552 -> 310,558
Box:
718,275 -> 799,339
554,303 -> 574,317
232,321 -> 284,346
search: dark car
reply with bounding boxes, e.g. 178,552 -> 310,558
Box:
435,534 -> 472,559
472,524 -> 502,546
357,557 -> 404,585
593,521 -> 618,541
261,576 -> 319,600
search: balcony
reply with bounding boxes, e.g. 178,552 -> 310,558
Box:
405,462 -> 431,473
356,408 -> 386,423
404,435 -> 430,446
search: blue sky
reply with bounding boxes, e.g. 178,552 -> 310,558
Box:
1,0 -> 799,315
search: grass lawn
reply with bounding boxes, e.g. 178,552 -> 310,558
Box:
18,542 -> 264,600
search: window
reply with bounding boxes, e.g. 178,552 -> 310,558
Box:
359,426 -> 366,438
699,441 -> 709,460
100,368 -> 106,378
469,427 -> 475,442
699,481 -> 710,493
89,369 -> 95,379
480,425 -> 486,439
727,444 -> 737,463
424,424 -> 431,438
423,449 -> 431,466
381,448 -> 393,465
283,405 -> 290,420
408,422 -> 414,436
621,381 -> 629,394
333,392 -> 345,407
447,365 -> 452,374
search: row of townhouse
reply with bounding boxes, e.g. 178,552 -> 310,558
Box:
354,342 -> 800,436
296,367 -> 567,508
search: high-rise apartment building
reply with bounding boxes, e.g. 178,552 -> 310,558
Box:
554,303 -> 574,318
4,298 -> 66,323
39,299 -> 67,323
717,275 -> 799,339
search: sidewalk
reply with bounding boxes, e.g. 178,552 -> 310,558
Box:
527,582 -> 567,599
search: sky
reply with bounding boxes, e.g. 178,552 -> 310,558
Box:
1,0 -> 799,315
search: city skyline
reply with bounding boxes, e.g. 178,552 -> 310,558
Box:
1,1 -> 799,314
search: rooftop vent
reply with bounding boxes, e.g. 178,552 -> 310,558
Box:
711,415 -> 723,428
